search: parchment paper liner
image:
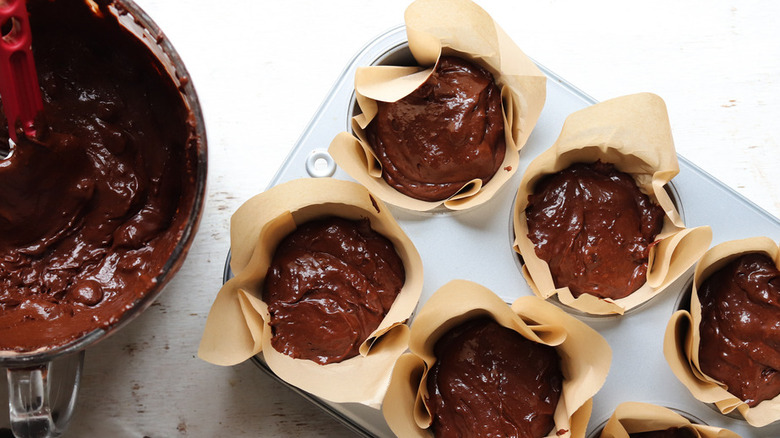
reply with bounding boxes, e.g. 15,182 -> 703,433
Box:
328,0 -> 546,211
664,237 -> 780,427
596,402 -> 740,438
382,279 -> 611,438
512,92 -> 712,315
198,178 -> 424,407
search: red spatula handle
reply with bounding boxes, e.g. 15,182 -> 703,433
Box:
0,0 -> 42,141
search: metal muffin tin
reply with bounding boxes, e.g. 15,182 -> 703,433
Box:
229,25 -> 780,437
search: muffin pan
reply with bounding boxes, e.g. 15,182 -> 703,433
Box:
226,25 -> 780,437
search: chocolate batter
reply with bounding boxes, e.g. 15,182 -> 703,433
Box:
0,0 -> 198,352
365,56 -> 505,202
629,427 -> 696,438
263,217 -> 405,365
425,318 -> 562,438
698,253 -> 780,407
526,161 -> 665,300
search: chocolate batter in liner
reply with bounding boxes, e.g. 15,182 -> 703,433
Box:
513,93 -> 712,315
329,0 -> 546,211
525,160 -> 666,301
364,55 -> 506,203
382,280 -> 612,438
199,178 -> 423,407
0,0 -> 201,353
664,237 -> 780,427
425,317 -> 562,438
263,216 -> 405,365
596,402 -> 739,438
697,253 -> 780,407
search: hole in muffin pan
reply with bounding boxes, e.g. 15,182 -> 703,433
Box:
665,181 -> 685,224
305,149 -> 337,178
346,42 -> 416,130
585,406 -> 707,438
508,181 -> 684,319
371,41 -> 417,67
674,278 -> 694,315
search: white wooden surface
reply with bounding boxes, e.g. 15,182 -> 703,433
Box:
1,1 -> 778,436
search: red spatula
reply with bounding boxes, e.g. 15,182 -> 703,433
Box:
0,0 -> 42,142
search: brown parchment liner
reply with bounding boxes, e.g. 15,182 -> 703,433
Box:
664,237 -> 780,427
328,0 -> 546,211
512,92 -> 712,315
597,402 -> 740,438
197,178 -> 424,407
382,279 -> 611,438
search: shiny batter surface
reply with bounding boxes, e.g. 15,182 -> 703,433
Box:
263,217 -> 405,365
425,318 -> 562,438
526,161 -> 665,300
698,253 -> 780,407
629,427 -> 696,438
0,0 -> 197,352
366,56 -> 505,202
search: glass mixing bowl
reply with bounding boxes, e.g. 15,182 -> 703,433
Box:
0,1 -> 207,436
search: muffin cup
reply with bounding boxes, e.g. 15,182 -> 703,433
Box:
513,92 -> 712,315
198,178 -> 423,407
329,0 -> 546,211
596,402 -> 739,437
664,236 -> 780,427
382,279 -> 611,438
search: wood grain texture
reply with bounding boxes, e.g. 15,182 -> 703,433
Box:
1,1 -> 777,437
